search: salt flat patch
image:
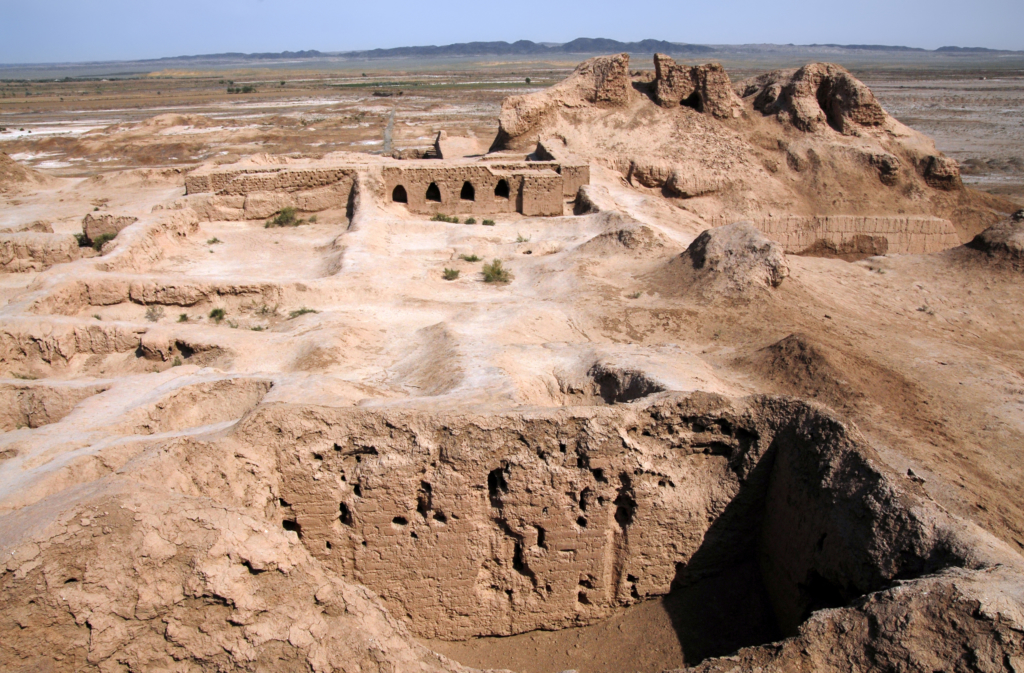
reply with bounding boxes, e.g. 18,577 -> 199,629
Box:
157,125 -> 255,136
0,123 -> 109,141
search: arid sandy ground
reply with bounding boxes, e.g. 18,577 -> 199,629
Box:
1,58 -> 1023,673
2,64 -> 1021,206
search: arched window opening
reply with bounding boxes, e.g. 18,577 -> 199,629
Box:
392,185 -> 408,203
426,182 -> 441,202
494,179 -> 510,199
460,181 -> 475,201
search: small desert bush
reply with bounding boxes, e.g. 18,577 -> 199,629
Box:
178,313 -> 189,322
256,303 -> 279,317
207,237 -> 222,244
145,305 -> 165,322
250,325 -> 266,331
516,232 -> 531,243
91,233 -> 116,251
482,219 -> 495,226
289,307 -> 319,319
308,215 -> 318,223
209,308 -> 226,323
172,356 -> 182,367
459,254 -> 481,262
431,213 -> 459,223
482,259 -> 511,284
265,207 -> 306,228
442,268 -> 460,281
464,217 -> 476,224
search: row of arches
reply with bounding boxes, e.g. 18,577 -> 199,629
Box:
392,179 -> 510,204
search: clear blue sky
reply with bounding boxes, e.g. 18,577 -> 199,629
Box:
1,0 -> 1020,63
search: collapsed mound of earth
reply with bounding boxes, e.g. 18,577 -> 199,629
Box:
495,53 -> 1015,243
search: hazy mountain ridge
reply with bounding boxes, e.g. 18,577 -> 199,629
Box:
134,38 -> 1020,64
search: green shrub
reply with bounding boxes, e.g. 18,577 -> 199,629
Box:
91,233 -> 115,251
265,207 -> 304,228
93,314 -> 102,320
178,313 -> 188,322
430,213 -> 459,223
482,219 -> 495,226
172,356 -> 182,367
308,215 -> 318,223
256,304 -> 279,317
289,307 -> 319,319
516,233 -> 531,243
443,268 -> 460,281
207,237 -> 222,244
459,254 -> 481,262
482,259 -> 511,284
209,308 -> 226,323
464,217 -> 476,224
250,325 -> 266,331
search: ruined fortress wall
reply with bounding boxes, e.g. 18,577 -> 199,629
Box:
185,167 -> 359,197
382,165 -> 522,216
242,397 -> 767,640
187,156 -> 584,218
534,139 -> 592,197
718,215 -> 963,256
0,233 -> 83,273
521,172 -> 565,216
559,163 -> 591,198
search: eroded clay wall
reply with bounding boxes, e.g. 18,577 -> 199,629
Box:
239,395 -> 771,640
185,167 -> 359,196
716,215 -> 963,256
521,172 -> 565,216
382,165 -> 522,216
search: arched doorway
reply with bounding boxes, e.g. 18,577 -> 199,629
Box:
392,185 -> 408,203
460,181 -> 475,201
494,179 -> 510,199
426,182 -> 441,202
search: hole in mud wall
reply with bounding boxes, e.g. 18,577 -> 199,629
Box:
815,80 -> 844,132
339,502 -> 353,526
392,185 -> 408,203
589,365 -> 665,404
460,181 -> 475,201
282,518 -> 302,537
426,182 -> 442,202
487,466 -> 509,506
681,91 -> 704,113
494,179 -> 510,199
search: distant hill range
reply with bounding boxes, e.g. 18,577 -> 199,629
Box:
142,38 -> 1020,64
147,39 -> 716,63
2,38 -> 1021,79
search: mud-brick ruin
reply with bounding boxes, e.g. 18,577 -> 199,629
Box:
184,138 -> 590,219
